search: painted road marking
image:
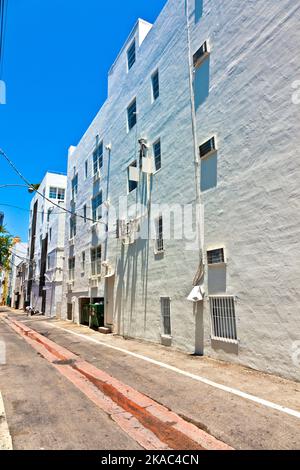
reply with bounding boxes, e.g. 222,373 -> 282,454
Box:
3,317 -> 231,450
44,322 -> 300,420
0,392 -> 13,450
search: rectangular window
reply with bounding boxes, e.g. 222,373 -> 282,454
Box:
71,175 -> 78,200
127,99 -> 137,131
85,160 -> 88,179
47,255 -> 51,270
92,192 -> 103,222
209,296 -> 237,342
93,141 -> 103,176
91,246 -> 101,276
155,215 -> 164,253
127,40 -> 136,70
207,248 -> 225,265
49,187 -> 65,201
70,215 -> 76,239
193,41 -> 208,68
57,188 -> 65,201
152,70 -> 160,101
127,161 -> 138,193
160,297 -> 171,336
49,228 -> 52,241
49,187 -> 57,199
83,204 -> 87,223
199,137 -> 216,158
47,209 -> 52,222
153,139 -> 162,172
81,251 -> 86,272
68,257 -> 75,281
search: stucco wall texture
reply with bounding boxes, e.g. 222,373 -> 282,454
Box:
61,0 -> 300,381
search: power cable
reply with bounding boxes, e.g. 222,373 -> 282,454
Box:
0,147 -> 106,225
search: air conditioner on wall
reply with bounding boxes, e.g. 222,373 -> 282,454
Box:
93,170 -> 101,182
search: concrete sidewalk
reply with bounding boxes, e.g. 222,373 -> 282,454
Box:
2,307 -> 300,449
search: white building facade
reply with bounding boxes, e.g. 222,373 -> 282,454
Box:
26,172 -> 67,316
62,0 -> 300,381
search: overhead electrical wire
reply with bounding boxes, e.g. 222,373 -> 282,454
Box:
0,147 -> 106,225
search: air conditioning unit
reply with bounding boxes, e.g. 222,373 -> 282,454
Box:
142,157 -> 155,174
101,261 -> 115,278
69,237 -> 75,246
120,220 -> 136,246
67,281 -> 74,292
93,170 -> 101,182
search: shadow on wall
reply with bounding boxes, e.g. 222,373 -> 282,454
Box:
194,56 -> 210,111
195,0 -> 203,23
201,152 -> 218,191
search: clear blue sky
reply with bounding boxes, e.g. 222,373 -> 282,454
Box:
0,0 -> 166,241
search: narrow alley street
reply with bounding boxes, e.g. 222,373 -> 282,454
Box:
0,307 -> 299,450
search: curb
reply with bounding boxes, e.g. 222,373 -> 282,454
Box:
0,392 -> 13,450
6,317 -> 233,451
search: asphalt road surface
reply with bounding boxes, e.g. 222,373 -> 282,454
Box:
1,307 -> 300,450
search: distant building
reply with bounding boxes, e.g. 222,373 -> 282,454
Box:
25,172 -> 67,316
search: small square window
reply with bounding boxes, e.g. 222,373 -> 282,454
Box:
207,248 -> 225,265
199,137 -> 216,159
127,99 -> 137,131
152,70 -> 160,101
127,40 -> 136,70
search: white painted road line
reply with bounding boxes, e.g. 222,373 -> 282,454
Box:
0,392 -> 13,450
45,322 -> 300,420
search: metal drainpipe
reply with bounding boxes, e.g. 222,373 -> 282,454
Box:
185,0 -> 204,284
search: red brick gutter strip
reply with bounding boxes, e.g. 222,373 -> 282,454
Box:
4,317 -> 233,451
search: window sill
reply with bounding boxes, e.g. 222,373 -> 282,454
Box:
207,262 -> 226,268
211,336 -> 238,345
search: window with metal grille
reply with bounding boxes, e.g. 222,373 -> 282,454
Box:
128,161 -> 138,193
127,40 -> 136,70
127,99 -> 137,130
193,41 -> 208,68
92,192 -> 102,222
161,297 -> 171,336
152,70 -> 160,101
91,246 -> 101,276
153,139 -> 161,172
68,257 -> 75,281
207,248 -> 225,265
199,136 -> 216,158
71,175 -> 78,200
155,215 -> 164,253
209,296 -> 237,342
93,141 -> 103,175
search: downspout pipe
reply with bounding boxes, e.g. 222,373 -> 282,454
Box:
184,0 -> 204,286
